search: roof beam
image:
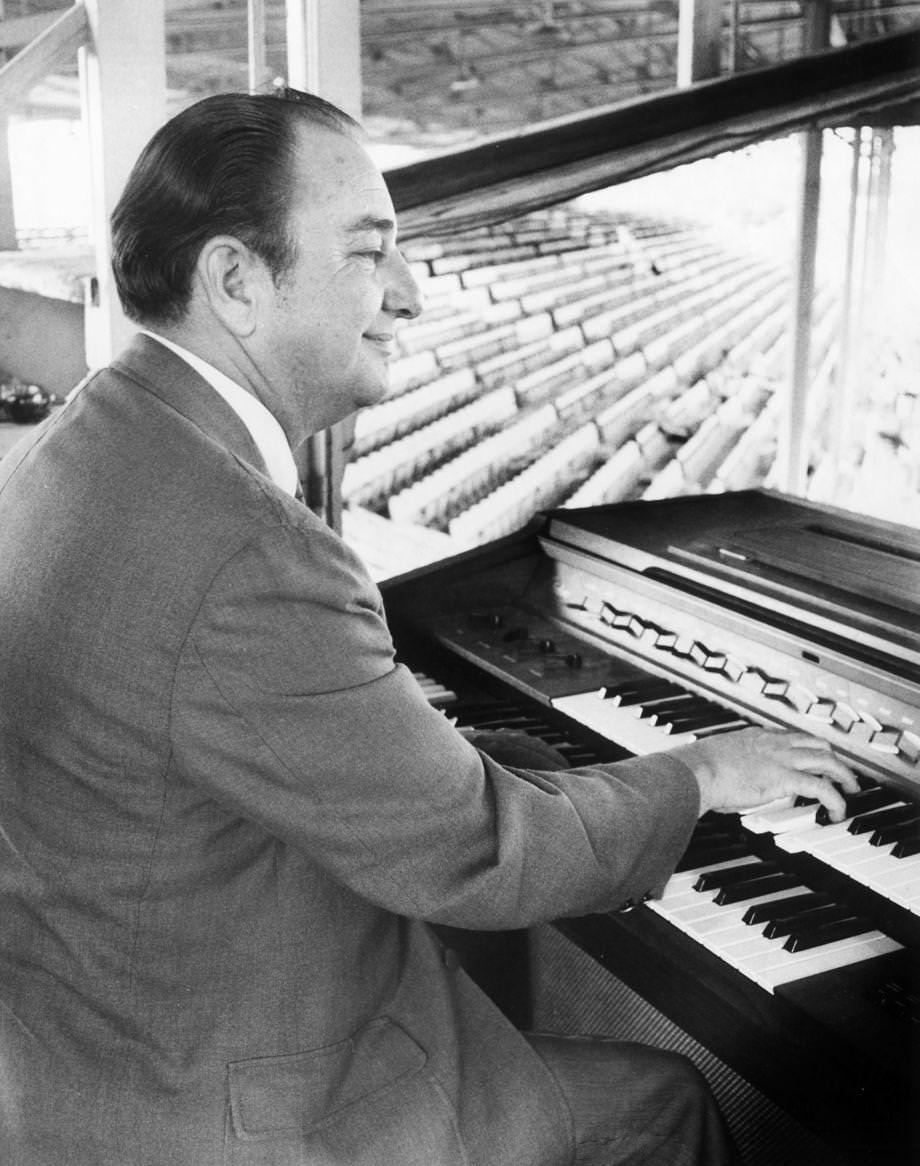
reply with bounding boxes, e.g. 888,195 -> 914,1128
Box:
0,3 -> 89,112
0,11 -> 60,51
386,28 -> 920,238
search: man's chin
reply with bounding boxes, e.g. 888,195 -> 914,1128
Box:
353,375 -> 391,410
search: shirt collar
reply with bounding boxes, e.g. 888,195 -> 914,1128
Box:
140,330 -> 300,498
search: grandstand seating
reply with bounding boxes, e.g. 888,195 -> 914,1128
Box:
339,204 -> 844,573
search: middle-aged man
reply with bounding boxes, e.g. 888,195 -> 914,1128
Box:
0,89 -> 858,1166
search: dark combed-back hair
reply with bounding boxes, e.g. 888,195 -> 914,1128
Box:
111,88 -> 362,326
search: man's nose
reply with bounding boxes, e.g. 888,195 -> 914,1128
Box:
384,249 -> 423,320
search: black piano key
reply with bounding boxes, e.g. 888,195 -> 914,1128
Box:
763,903 -> 850,939
869,815 -> 920,847
783,914 -> 873,952
528,728 -> 566,744
680,827 -> 742,852
848,803 -> 916,835
675,839 -> 751,873
450,700 -> 527,723
554,744 -> 600,765
661,709 -> 739,734
892,830 -> 920,859
815,784 -> 902,826
742,891 -> 833,925
645,697 -> 715,724
694,861 -> 779,892
599,679 -> 685,706
634,694 -> 699,720
714,871 -> 801,905
692,721 -> 750,737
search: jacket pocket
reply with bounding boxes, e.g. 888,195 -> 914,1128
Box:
225,1017 -> 466,1166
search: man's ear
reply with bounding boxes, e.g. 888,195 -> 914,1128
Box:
194,235 -> 267,337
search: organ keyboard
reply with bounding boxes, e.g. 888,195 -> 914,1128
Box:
383,490 -> 920,1165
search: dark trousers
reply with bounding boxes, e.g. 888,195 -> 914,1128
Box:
526,1034 -> 741,1166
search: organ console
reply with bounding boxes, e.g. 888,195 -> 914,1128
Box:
382,489 -> 920,1166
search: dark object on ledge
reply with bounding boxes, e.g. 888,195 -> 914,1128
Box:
0,379 -> 51,423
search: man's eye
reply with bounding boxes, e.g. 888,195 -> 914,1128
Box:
357,249 -> 384,263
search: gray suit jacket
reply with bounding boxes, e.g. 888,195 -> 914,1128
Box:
0,335 -> 699,1165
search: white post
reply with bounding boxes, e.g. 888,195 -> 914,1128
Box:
831,127 -> 865,471
285,0 -> 362,528
248,0 -> 269,93
285,0 -> 361,117
80,0 -> 166,369
677,0 -> 721,87
0,117 -> 15,251
775,0 -> 830,496
777,126 -> 823,495
0,0 -> 15,251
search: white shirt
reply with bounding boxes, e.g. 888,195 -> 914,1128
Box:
141,330 -> 300,498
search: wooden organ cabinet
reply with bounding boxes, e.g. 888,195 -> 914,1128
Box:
382,490 -> 920,1166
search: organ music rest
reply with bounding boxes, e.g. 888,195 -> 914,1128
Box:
381,489 -> 920,1166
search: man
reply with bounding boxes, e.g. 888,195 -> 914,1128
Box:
0,90 -> 856,1165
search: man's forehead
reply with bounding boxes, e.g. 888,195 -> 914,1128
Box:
291,126 -> 394,219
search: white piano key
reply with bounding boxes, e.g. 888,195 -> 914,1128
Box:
551,690 -> 700,753
889,880 -> 920,912
839,844 -> 906,876
866,855 -> 920,892
742,800 -> 819,834
748,933 -> 903,991
775,821 -> 852,853
647,849 -> 904,994
668,856 -> 762,888
807,830 -> 874,856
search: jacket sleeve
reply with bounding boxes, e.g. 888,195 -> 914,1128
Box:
168,514 -> 700,929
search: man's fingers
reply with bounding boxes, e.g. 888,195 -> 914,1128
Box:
779,733 -> 861,792
785,771 -> 849,821
792,752 -> 860,791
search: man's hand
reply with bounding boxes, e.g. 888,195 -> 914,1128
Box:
671,727 -> 860,821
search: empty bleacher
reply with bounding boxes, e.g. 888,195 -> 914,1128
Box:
339,204 -> 842,565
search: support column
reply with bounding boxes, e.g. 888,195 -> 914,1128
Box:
777,126 -> 823,495
831,126 -> 865,469
286,0 -> 361,117
0,1 -> 17,251
0,116 -> 16,251
868,128 -> 894,325
775,0 -> 830,495
285,0 -> 362,530
248,0 -> 269,93
677,0 -> 721,87
79,0 -> 166,369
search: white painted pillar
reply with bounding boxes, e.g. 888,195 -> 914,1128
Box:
286,0 -> 361,117
775,0 -> 830,496
777,126 -> 823,495
677,0 -> 721,87
248,0 -> 269,93
831,127 -> 865,470
0,0 -> 15,250
0,117 -> 16,251
79,0 -> 166,368
285,0 -> 362,528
